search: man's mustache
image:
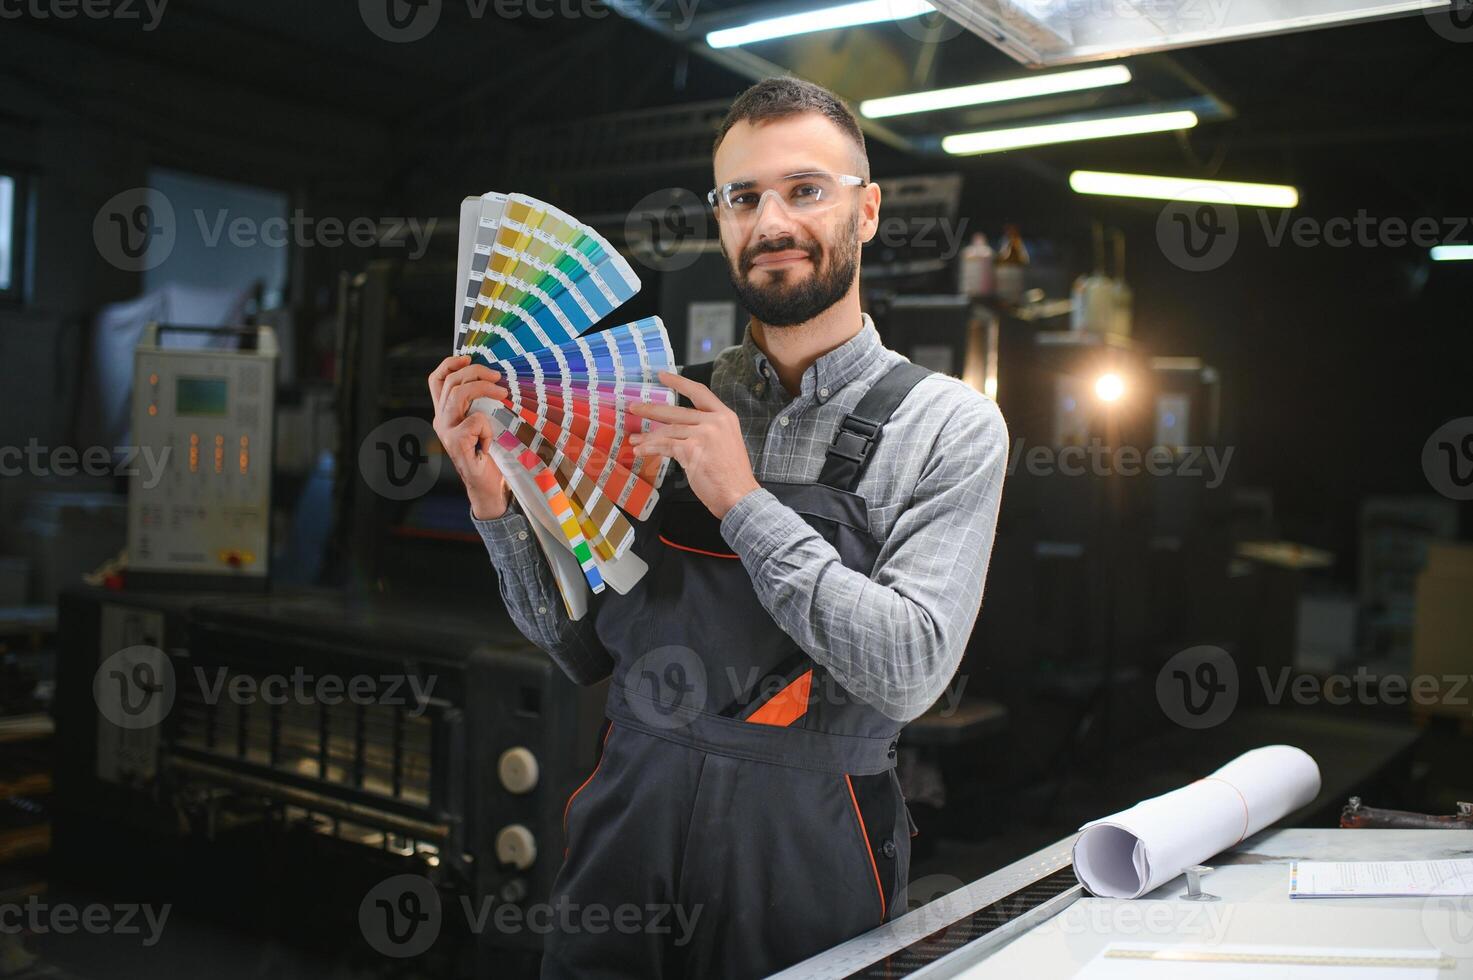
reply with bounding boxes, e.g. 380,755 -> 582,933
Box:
739,236 -> 822,276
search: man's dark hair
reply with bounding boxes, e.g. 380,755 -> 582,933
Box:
713,76 -> 868,177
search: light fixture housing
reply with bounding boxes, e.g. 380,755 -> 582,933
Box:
924,0 -> 1449,67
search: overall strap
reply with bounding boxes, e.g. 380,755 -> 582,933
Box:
818,360 -> 933,492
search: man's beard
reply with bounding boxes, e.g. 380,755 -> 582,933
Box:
725,210 -> 859,328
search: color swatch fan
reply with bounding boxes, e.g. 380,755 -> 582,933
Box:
453,192 -> 676,619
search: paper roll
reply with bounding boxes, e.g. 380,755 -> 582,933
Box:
1072,745 -> 1321,899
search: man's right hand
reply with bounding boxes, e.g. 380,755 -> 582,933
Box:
429,355 -> 512,520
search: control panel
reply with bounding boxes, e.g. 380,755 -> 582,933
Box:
126,324 -> 277,582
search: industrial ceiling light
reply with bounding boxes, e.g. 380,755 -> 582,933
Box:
924,0 -> 1447,67
1069,171 -> 1300,209
942,110 -> 1196,155
1430,245 -> 1473,262
706,0 -> 934,49
860,65 -> 1132,119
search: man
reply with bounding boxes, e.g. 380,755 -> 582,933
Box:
428,76 -> 1008,979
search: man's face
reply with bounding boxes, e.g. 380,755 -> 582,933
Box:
712,114 -> 881,327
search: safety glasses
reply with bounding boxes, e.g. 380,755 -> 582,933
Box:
706,171 -> 867,222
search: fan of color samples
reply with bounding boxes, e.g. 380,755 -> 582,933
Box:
452,191 -> 677,618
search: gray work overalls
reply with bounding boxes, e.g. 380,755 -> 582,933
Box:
543,359 -> 933,979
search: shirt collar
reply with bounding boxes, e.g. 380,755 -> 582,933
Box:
740,313 -> 882,401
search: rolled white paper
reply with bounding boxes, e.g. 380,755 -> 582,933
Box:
1072,745 -> 1321,899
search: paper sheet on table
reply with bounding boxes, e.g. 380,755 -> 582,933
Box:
1290,859 -> 1473,898
1075,943 -> 1451,979
1072,745 -> 1321,899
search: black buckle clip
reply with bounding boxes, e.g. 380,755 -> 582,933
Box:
827,414 -> 883,464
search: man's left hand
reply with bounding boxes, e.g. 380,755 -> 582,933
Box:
628,370 -> 761,520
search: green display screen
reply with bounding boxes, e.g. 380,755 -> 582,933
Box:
176,376 -> 228,417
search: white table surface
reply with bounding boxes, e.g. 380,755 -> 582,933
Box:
961,829 -> 1473,979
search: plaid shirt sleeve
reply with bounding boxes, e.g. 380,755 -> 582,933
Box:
472,502 -> 613,685
719,393 -> 1008,723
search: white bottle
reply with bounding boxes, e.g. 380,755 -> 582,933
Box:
1071,222 -> 1113,333
958,232 -> 995,298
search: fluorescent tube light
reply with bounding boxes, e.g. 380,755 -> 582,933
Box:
1069,170 -> 1300,209
861,65 -> 1132,119
706,0 -> 934,49
942,110 -> 1197,155
1431,245 -> 1473,262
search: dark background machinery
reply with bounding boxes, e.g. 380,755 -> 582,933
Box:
54,587 -> 607,976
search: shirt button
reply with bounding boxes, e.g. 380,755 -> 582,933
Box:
537,605 -> 547,615
779,416 -> 790,427
753,383 -> 764,396
819,386 -> 830,399
881,839 -> 897,859
517,530 -> 528,541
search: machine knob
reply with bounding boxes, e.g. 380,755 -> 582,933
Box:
495,825 -> 537,870
497,747 -> 540,794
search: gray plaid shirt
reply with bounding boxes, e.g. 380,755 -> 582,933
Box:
473,313 -> 1009,722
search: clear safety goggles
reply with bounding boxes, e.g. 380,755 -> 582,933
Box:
706,171 -> 867,221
